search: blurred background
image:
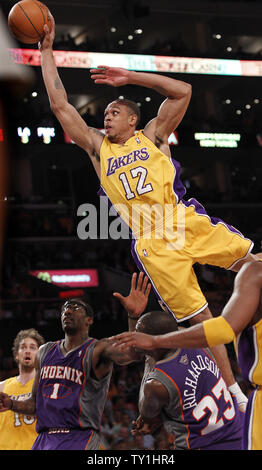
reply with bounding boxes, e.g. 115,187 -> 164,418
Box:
0,0 -> 261,449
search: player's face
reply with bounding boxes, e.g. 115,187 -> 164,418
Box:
104,102 -> 133,141
17,337 -> 39,370
61,302 -> 89,334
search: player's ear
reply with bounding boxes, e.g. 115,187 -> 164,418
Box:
85,316 -> 94,327
129,113 -> 137,127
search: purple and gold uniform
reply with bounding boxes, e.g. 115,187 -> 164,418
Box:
32,339 -> 111,450
147,347 -> 243,450
0,377 -> 37,450
99,130 -> 253,322
236,319 -> 262,450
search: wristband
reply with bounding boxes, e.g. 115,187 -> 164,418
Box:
203,316 -> 235,347
9,399 -> 14,410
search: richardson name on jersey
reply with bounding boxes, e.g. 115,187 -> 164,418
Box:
106,147 -> 149,176
40,365 -> 83,384
183,354 -> 219,410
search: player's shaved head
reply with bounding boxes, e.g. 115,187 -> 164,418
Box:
136,310 -> 178,336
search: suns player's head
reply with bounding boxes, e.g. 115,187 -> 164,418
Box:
104,99 -> 141,142
136,310 -> 178,336
61,298 -> 94,335
12,329 -> 45,372
135,310 -> 178,359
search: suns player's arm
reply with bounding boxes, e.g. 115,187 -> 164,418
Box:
111,261 -> 262,351
91,339 -> 141,380
113,272 -> 151,332
0,346 -> 44,415
139,379 -> 168,426
40,18 -> 103,178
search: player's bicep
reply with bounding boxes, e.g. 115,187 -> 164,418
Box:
140,380 -> 168,419
53,102 -> 92,148
52,102 -> 103,169
223,263 -> 262,333
156,91 -> 191,136
31,349 -> 42,400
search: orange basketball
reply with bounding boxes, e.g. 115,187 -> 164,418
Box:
8,0 -> 52,44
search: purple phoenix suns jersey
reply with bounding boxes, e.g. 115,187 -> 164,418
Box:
147,347 -> 243,450
35,339 -> 112,433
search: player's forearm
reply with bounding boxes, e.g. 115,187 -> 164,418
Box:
127,71 -> 191,99
154,323 -> 208,349
41,48 -> 68,109
128,316 -> 137,332
10,397 -> 36,416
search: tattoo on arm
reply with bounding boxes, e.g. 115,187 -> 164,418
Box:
89,128 -> 104,162
90,127 -> 104,138
153,85 -> 172,97
54,76 -> 65,90
155,133 -> 164,149
92,150 -> 100,162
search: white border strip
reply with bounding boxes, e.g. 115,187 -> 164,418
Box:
248,389 -> 257,450
248,326 -> 259,384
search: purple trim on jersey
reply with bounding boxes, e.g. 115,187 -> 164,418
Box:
171,158 -> 187,202
237,326 -> 256,383
181,197 -> 244,236
97,186 -> 112,209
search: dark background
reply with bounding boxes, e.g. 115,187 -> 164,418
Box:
0,0 -> 261,449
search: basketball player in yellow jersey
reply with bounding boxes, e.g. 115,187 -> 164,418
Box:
40,17 -> 258,409
0,329 -> 44,449
112,260 -> 262,450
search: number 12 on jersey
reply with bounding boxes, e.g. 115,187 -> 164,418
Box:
119,166 -> 153,200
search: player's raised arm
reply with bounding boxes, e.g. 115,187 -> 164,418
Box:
90,65 -> 191,150
39,17 -> 103,178
113,272 -> 151,331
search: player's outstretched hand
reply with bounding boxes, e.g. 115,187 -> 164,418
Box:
90,65 -> 130,87
110,331 -> 157,351
0,392 -> 12,412
113,272 -> 151,320
39,13 -> 55,51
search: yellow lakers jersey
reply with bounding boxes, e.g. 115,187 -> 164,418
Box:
0,377 -> 37,450
236,317 -> 262,386
100,130 -> 186,238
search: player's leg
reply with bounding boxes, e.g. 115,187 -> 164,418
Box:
183,198 -> 254,272
243,388 -> 262,450
131,237 -> 208,323
230,251 -> 262,272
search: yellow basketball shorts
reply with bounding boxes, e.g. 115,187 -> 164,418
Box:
131,198 -> 253,322
243,387 -> 262,450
